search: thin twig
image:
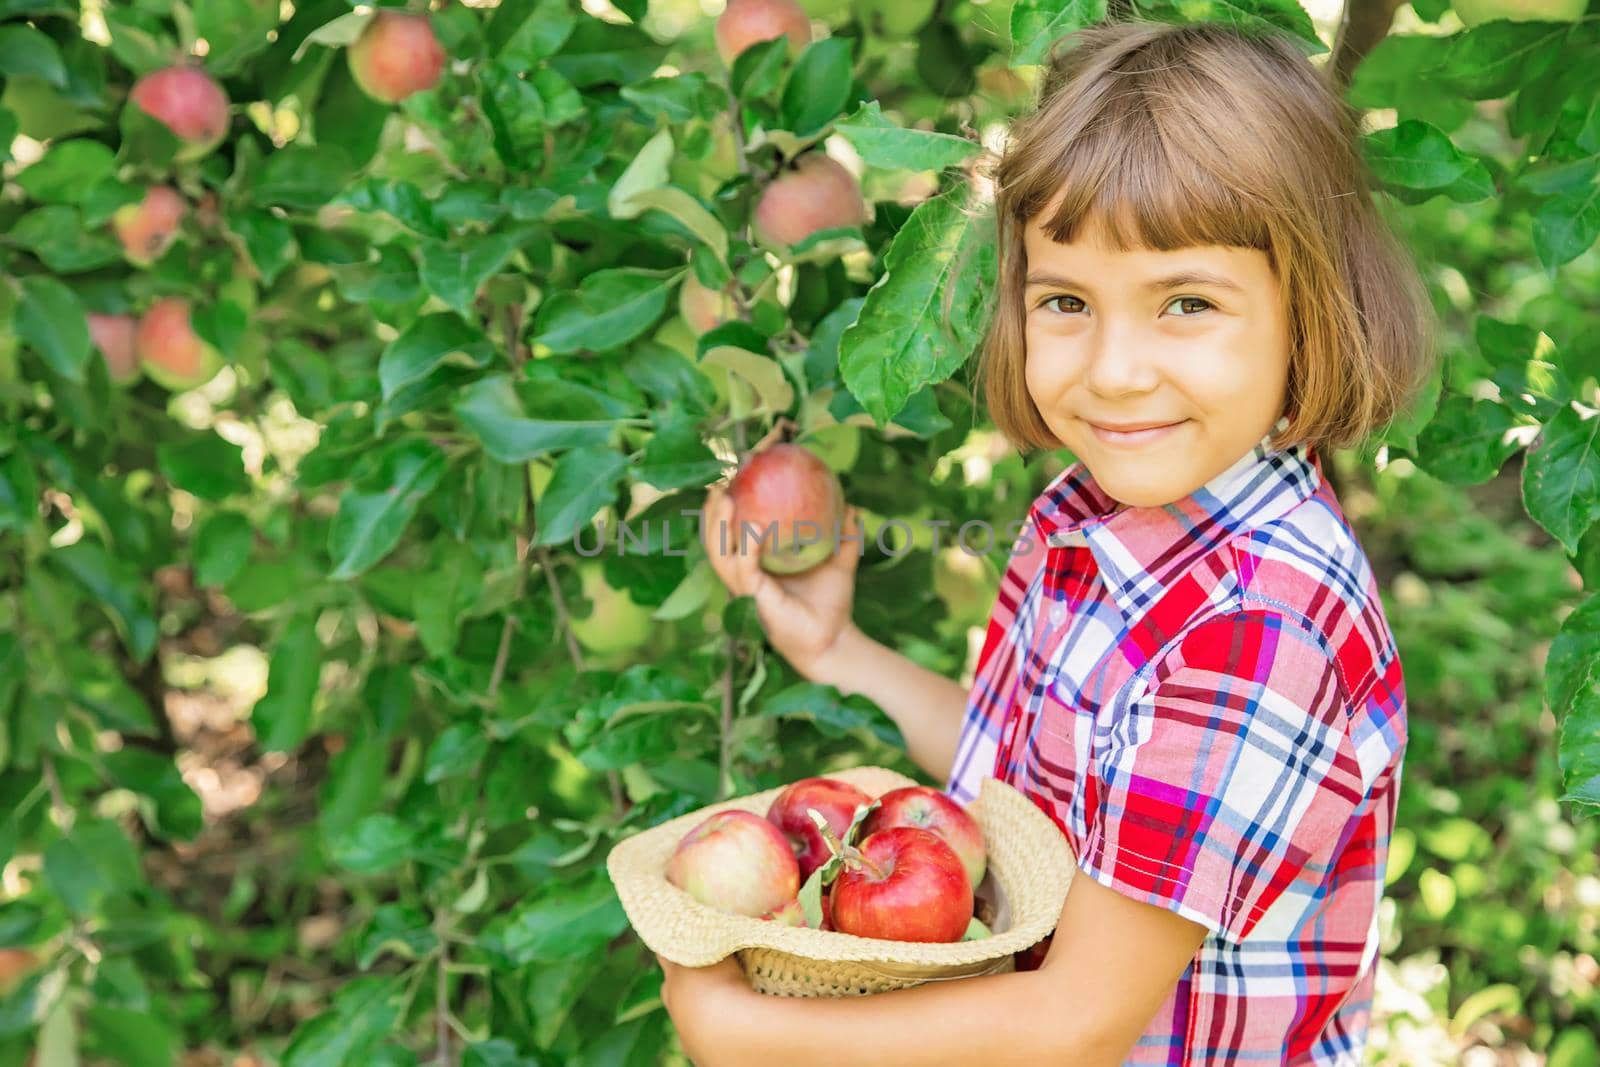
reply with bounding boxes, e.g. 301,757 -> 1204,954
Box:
435,948 -> 452,1067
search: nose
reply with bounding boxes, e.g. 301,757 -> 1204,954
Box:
1082,324 -> 1161,400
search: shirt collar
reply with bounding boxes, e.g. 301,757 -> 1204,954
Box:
1029,415 -> 1323,621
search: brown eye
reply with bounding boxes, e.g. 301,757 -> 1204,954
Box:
1041,294 -> 1083,314
1167,297 -> 1212,316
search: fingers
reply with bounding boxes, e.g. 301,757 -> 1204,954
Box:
700,485 -> 748,597
833,506 -> 863,577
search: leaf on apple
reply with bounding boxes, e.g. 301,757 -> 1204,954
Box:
841,798 -> 880,847
798,867 -> 826,930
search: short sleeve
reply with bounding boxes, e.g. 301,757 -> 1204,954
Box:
1077,610 -> 1366,941
944,520 -> 1052,804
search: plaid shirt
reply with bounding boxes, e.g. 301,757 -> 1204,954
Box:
947,417 -> 1406,1066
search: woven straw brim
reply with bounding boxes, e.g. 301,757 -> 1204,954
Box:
607,766 -> 1076,995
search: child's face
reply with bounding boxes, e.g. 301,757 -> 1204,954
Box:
1021,206 -> 1292,509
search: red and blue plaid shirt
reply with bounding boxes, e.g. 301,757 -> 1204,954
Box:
947,417 -> 1406,1066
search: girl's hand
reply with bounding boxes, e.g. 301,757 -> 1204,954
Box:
656,953 -> 752,1067
700,482 -> 863,680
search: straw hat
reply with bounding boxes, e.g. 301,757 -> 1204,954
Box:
606,766 -> 1076,997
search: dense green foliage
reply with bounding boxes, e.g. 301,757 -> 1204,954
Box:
0,0 -> 1596,1063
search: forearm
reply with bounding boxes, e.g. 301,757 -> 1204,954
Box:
704,966 -> 1120,1067
799,622 -> 968,782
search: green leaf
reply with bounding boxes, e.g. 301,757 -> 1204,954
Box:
1362,120 -> 1479,191
1532,181 -> 1600,270
1413,394 -> 1522,485
378,314 -> 494,400
357,904 -> 438,969
532,267 -> 672,354
423,722 -> 489,784
835,101 -> 979,172
780,37 -> 854,138
839,183 -> 996,426
253,615 -> 323,753
104,748 -> 203,841
252,145 -> 356,211
195,0 -> 280,74
157,434 -> 250,501
1521,404 -> 1600,553
454,375 -> 614,463
84,1006 -> 178,1067
229,210 -> 298,286
290,10 -> 375,62
700,345 -> 795,416
637,412 -> 722,491
759,682 -> 905,748
15,276 -> 90,382
1437,20 -> 1565,101
329,814 -> 418,875
798,867 -> 826,929
961,917 -> 993,941
607,126 -> 675,220
51,540 -> 157,662
9,206 -> 123,273
15,140 -> 115,203
328,442 -> 447,579
493,0 -> 577,65
534,447 -> 630,546
613,187 -> 730,264
490,875 -> 627,963
281,975 -> 404,1067
1561,663 -> 1600,809
413,541 -> 484,658
1010,0 -> 1111,66
0,23 -> 67,87
193,511 -> 254,588
620,73 -> 720,124
71,671 -> 157,737
418,232 -> 524,318
1548,593 -> 1600,719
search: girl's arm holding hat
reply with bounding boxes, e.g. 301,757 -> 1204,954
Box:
658,871 -> 1207,1067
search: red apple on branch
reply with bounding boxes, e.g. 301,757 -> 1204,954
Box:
348,10 -> 447,103
128,65 -> 229,161
112,186 -> 186,265
726,442 -> 846,576
136,298 -> 223,391
753,153 -> 869,250
715,0 -> 812,65
88,313 -> 140,384
829,826 -> 973,943
666,809 -> 800,918
765,776 -> 873,881
860,785 -> 987,889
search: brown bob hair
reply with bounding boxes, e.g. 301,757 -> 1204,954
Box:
972,18 -> 1439,457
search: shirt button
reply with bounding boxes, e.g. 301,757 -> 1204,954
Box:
1049,602 -> 1066,625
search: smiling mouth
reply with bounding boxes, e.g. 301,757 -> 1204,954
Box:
1086,420 -> 1187,446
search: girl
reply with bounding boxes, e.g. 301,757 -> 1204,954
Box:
661,17 -> 1436,1067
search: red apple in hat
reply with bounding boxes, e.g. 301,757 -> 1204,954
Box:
830,826 -> 972,943
765,776 -> 873,881
726,442 -> 846,576
666,809 -> 800,918
860,784 -> 986,889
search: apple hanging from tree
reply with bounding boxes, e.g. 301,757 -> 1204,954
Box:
829,826 -> 973,942
136,298 -> 222,391
568,560 -> 653,655
679,272 -> 738,335
765,776 -> 874,880
860,785 -> 988,889
666,809 -> 801,918
753,152 -> 869,251
0,949 -> 37,996
1451,0 -> 1586,25
128,65 -> 230,161
715,0 -> 813,65
726,442 -> 846,575
348,9 -> 447,103
112,185 -> 186,265
88,313 -> 141,384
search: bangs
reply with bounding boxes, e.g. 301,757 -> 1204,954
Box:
1004,65 -> 1276,259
